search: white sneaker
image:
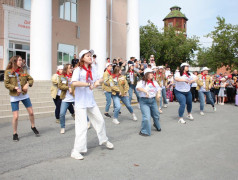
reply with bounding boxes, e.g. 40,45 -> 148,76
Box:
132,113 -> 137,121
178,118 -> 186,124
187,114 -> 194,120
112,118 -> 120,124
221,103 -> 224,105
159,108 -> 163,114
102,141 -> 114,149
200,111 -> 205,115
60,128 -> 65,134
163,105 -> 168,108
87,121 -> 91,129
71,151 -> 84,160
213,107 -> 216,112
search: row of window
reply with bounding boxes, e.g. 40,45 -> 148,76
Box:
8,42 -> 75,66
15,0 -> 78,22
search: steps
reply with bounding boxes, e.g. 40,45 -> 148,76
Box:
0,81 -> 106,122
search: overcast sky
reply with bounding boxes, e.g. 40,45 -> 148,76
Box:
139,0 -> 238,47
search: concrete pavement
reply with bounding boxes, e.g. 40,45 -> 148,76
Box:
0,102 -> 238,180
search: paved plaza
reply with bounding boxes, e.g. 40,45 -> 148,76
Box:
0,102 -> 238,180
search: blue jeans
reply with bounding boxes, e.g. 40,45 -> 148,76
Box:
174,89 -> 192,118
160,88 -> 168,108
129,84 -> 140,104
112,94 -> 133,119
53,95 -> 74,119
104,91 -> 112,112
198,91 -> 215,111
60,102 -> 74,128
140,97 -> 161,136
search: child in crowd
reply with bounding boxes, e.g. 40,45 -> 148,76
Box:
218,78 -> 227,105
213,75 -> 220,104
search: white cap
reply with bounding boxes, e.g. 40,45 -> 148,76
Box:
129,64 -> 134,68
180,62 -> 190,67
166,72 -> 172,77
79,49 -> 94,59
144,68 -> 153,74
105,63 -> 112,68
150,55 -> 154,58
201,67 -> 210,71
151,66 -> 157,70
158,66 -> 164,69
220,77 -> 226,81
57,65 -> 63,70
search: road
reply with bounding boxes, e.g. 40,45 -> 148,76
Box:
0,102 -> 238,180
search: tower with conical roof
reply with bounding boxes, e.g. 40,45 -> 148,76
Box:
163,6 -> 188,36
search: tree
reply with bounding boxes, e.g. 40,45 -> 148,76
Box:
140,21 -> 162,60
140,21 -> 199,70
197,17 -> 238,71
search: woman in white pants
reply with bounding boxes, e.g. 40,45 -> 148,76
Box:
71,49 -> 114,160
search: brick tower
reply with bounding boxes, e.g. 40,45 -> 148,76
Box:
163,6 -> 188,36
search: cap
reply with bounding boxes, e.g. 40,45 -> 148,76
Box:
57,65 -> 64,70
129,64 -> 134,68
201,67 -> 210,71
144,68 -> 153,74
158,66 -> 164,69
180,63 -> 190,67
105,63 -> 112,68
228,74 -> 232,78
151,66 -> 157,70
150,55 -> 154,58
79,49 -> 94,59
220,77 -> 226,81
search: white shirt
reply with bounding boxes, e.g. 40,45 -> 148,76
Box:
175,72 -> 193,92
161,80 -> 165,89
165,70 -> 170,77
136,80 -> 161,98
190,73 -> 197,87
10,72 -> 29,102
62,78 -> 74,102
129,72 -> 134,84
71,66 -> 99,108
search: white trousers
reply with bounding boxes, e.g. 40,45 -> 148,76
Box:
72,105 -> 108,153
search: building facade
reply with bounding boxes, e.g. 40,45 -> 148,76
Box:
0,0 -> 140,79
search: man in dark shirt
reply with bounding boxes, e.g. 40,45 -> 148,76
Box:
128,57 -> 135,65
71,54 -> 79,68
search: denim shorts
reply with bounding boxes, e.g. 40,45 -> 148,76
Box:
11,98 -> 32,112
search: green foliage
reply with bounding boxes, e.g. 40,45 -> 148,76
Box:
140,21 -> 199,70
197,17 -> 238,71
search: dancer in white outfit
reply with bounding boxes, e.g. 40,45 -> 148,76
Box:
71,49 -> 114,160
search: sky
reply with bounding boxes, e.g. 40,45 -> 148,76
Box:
139,0 -> 238,48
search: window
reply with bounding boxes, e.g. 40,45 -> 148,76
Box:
15,0 -> 31,10
15,44 -> 30,50
168,22 -> 173,27
57,43 -> 75,66
59,0 -> 78,22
